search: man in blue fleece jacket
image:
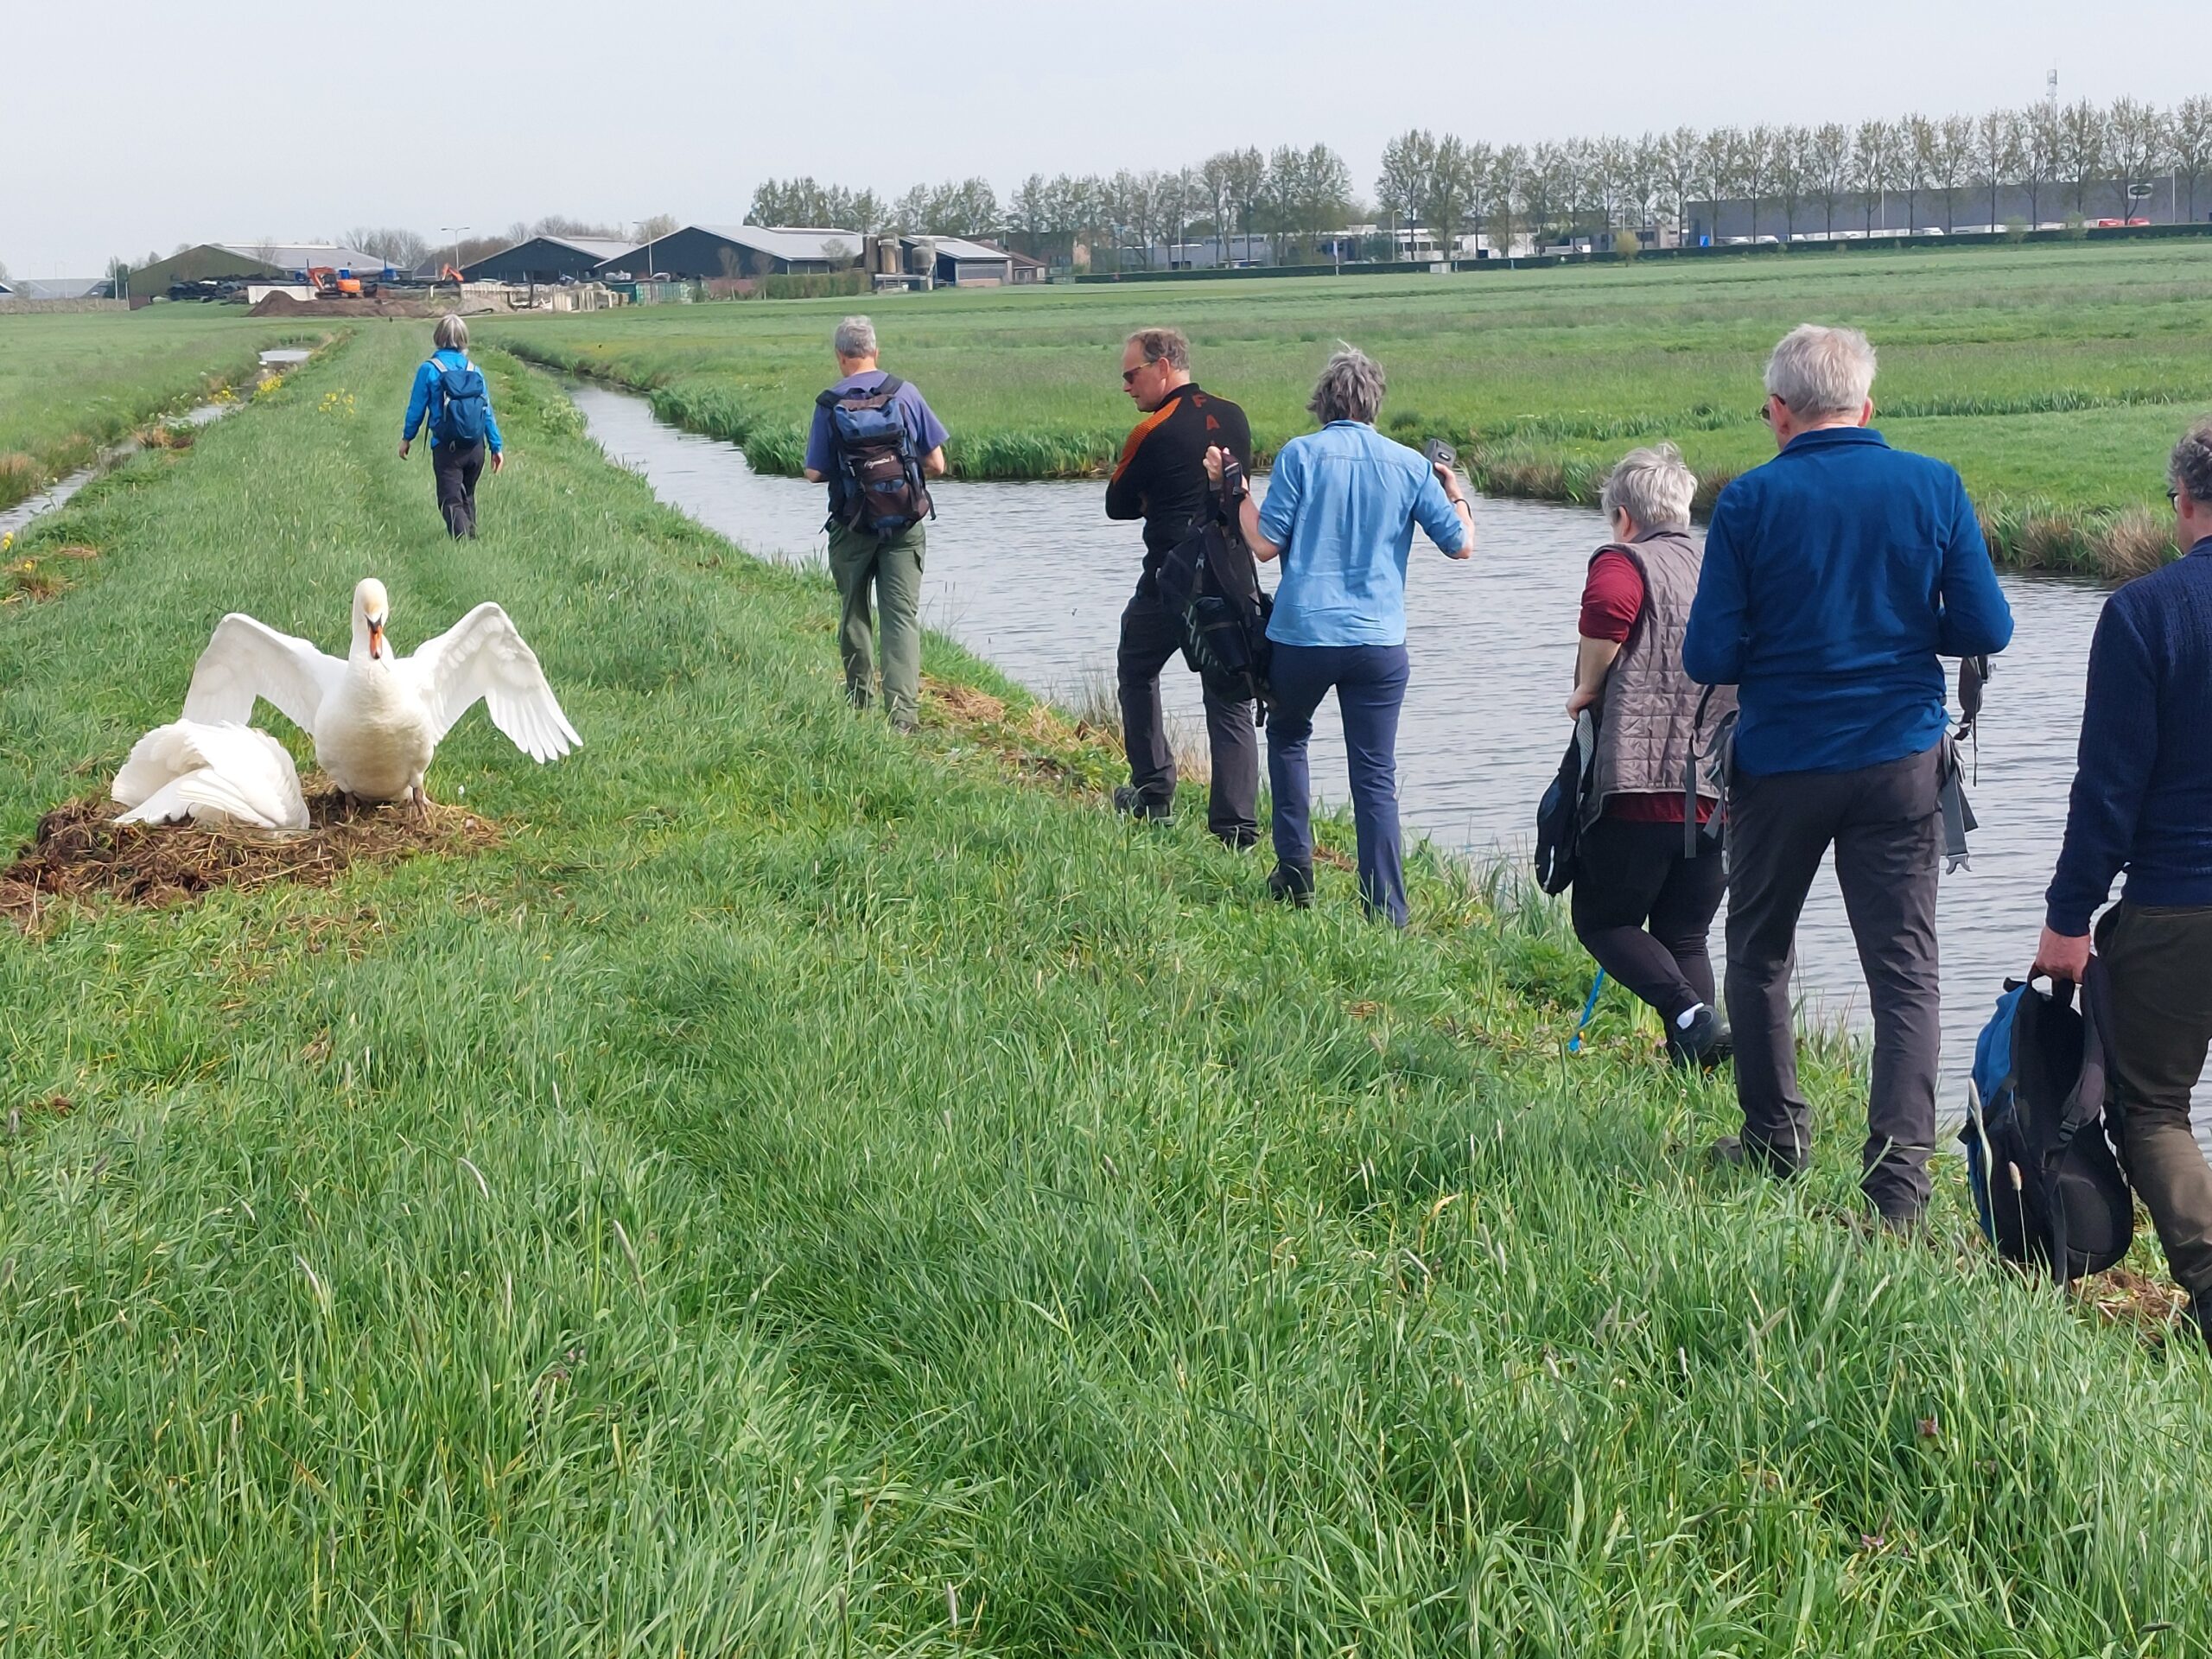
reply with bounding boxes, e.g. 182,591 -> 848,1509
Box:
1685,324 -> 2014,1225
2034,420 -> 2212,1354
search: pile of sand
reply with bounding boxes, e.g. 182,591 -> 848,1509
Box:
246,293 -> 447,319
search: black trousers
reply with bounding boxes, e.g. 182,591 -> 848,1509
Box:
1570,815 -> 1726,1025
1116,575 -> 1259,845
433,440 -> 486,538
1725,746 -> 1943,1222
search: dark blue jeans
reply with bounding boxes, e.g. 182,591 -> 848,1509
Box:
1267,642 -> 1410,925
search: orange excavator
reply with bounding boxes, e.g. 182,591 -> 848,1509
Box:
308,266 -> 378,299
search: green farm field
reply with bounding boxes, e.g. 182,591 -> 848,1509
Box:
0,310 -> 318,512
3,322 -> 2211,1653
489,238 -> 2212,577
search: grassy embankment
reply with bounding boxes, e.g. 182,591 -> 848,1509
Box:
491,238 -> 2212,580
3,321 -> 2211,1654
0,310 -> 321,512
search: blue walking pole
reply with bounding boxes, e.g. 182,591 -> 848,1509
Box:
1568,969 -> 1606,1053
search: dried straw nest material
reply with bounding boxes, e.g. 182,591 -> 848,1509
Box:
0,790 -> 499,931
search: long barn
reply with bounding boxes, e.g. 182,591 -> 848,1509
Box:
594,225 -> 864,280
460,235 -> 635,284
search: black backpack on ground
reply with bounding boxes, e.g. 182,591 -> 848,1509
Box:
1960,965 -> 2133,1285
1533,712 -> 1595,895
817,374 -> 933,537
1155,466 -> 1273,720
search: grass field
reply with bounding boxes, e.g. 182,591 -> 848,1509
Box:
0,310 -> 321,512
3,323 -> 2211,1654
487,239 -> 2212,578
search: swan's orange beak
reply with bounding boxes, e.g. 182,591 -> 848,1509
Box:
367,620 -> 385,657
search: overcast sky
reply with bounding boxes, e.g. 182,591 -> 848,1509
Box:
10,0 -> 2208,274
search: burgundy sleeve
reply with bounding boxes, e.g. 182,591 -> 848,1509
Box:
1578,550 -> 1645,644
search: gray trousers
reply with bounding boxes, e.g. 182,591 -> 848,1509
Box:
1725,746 -> 1943,1220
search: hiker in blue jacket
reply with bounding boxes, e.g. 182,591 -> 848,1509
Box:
400,314 -> 503,538
2034,417 -> 2212,1356
1685,323 -> 2014,1228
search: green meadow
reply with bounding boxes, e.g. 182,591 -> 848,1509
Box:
489,238 -> 2212,577
0,310 -> 314,512
2,321 -> 2209,1654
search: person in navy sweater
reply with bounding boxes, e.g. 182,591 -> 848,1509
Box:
401,314 -> 504,538
1684,324 -> 2014,1226
2034,419 -> 2212,1355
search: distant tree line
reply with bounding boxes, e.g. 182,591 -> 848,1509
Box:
743,95 -> 2212,270
65,92 -> 2207,287
748,147 -> 1357,268
1371,93 -> 2212,251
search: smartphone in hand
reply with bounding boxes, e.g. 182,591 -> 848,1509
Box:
1424,437 -> 1459,473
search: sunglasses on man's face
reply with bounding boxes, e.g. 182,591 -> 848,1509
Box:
1757,400 -> 1774,424
2170,488 -> 2183,505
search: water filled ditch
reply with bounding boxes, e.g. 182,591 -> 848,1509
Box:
0,348 -> 312,543
570,382 -> 2209,1130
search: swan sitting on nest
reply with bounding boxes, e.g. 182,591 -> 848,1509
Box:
181,577 -> 580,810
111,720 -> 310,831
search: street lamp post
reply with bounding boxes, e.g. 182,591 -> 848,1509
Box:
440,226 -> 470,284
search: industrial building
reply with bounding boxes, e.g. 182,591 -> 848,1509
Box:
597,225 -> 865,280
126,242 -> 388,295
458,235 -> 635,285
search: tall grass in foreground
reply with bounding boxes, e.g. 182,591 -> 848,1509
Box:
0,326 -> 2208,1655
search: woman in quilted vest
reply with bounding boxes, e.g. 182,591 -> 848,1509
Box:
1565,444 -> 1736,1065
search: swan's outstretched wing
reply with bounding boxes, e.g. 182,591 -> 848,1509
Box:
112,720 -> 308,830
181,614 -> 343,735
404,603 -> 581,763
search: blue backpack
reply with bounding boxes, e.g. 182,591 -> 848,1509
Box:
815,374 -> 931,536
429,357 -> 489,446
1959,969 -> 2132,1284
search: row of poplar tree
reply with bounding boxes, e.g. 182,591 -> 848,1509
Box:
747,94 -> 2212,268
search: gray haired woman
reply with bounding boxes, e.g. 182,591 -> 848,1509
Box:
1565,442 -> 1734,1064
400,313 -> 504,538
1205,344 -> 1474,925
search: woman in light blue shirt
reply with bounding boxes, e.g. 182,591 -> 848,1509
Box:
1206,345 -> 1474,925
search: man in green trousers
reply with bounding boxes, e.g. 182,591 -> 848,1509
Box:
802,315 -> 950,733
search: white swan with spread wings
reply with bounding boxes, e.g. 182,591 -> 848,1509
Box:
181,576 -> 580,809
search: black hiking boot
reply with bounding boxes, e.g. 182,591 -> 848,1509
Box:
1268,861 -> 1315,907
1709,1135 -> 1807,1182
1112,785 -> 1170,825
1667,1004 -> 1730,1070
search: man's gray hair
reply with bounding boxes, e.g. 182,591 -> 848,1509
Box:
833,315 -> 877,359
433,313 -> 469,351
1764,323 -> 1877,418
2169,417 -> 2212,505
1601,442 -> 1697,530
1126,327 -> 1189,371
1308,343 -> 1386,425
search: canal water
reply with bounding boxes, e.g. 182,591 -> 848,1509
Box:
571,384 -> 2209,1135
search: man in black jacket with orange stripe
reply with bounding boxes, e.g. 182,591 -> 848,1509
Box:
1108,327 -> 1258,846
